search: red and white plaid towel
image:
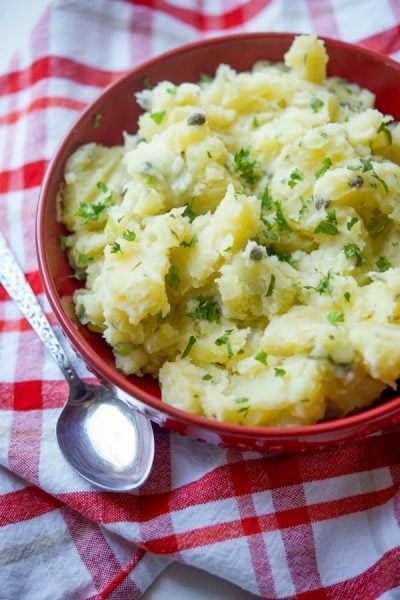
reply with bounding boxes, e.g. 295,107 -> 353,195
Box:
1,1 -> 400,598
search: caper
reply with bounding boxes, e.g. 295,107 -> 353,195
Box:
250,246 -> 263,261
187,113 -> 206,126
315,196 -> 330,210
348,174 -> 364,189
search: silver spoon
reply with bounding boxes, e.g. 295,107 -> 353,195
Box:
0,231 -> 154,491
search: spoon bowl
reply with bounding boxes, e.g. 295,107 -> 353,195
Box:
57,383 -> 154,491
0,231 -> 155,491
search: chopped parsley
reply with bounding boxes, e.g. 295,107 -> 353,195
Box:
202,374 -> 212,381
377,121 -> 392,145
233,147 -> 261,185
76,200 -> 109,222
344,292 -> 351,302
348,158 -> 373,173
181,335 -> 196,358
59,235 -> 68,250
260,185 -> 273,211
343,243 -> 362,260
252,115 -> 260,128
234,397 -> 249,403
288,168 -> 304,188
215,329 -> 234,358
122,229 -> 136,242
348,158 -> 389,193
315,157 -> 333,180
320,131 -> 328,140
299,197 -> 311,219
187,296 -> 220,323
182,202 -> 196,223
310,97 -> 324,112
347,216 -> 359,231
274,367 -> 286,377
266,274 -> 276,296
96,181 -> 113,200
110,241 -> 122,254
207,150 -> 212,159
181,234 -> 198,248
255,351 -> 268,365
150,111 -> 166,125
274,202 -> 292,232
371,171 -> 389,193
314,209 -> 339,235
327,311 -> 345,325
166,86 -> 177,95
315,271 -> 333,294
165,263 -> 180,289
77,252 -> 93,266
376,256 -> 392,272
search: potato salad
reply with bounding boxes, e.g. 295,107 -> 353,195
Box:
60,35 -> 400,427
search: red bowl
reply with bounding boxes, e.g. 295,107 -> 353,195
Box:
37,33 -> 400,452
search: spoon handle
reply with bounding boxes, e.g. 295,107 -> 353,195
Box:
0,231 -> 79,385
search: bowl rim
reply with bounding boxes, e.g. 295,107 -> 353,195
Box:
37,31 -> 400,440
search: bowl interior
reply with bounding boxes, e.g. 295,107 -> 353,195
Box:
38,33 -> 400,439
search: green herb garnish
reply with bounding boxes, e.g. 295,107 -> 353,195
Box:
254,351 -> 268,365
266,274 -> 276,296
377,121 -> 392,145
187,296 -> 220,323
182,202 -> 196,223
96,181 -> 113,200
274,368 -> 286,377
233,147 -> 261,185
165,263 -> 180,289
252,115 -> 260,128
59,235 -> 68,250
376,256 -> 392,272
215,329 -> 234,358
76,201 -> 109,223
77,252 -> 93,266
110,241 -> 122,254
327,311 -> 345,325
181,335 -> 196,358
122,229 -> 136,242
310,97 -> 324,112
343,243 -> 362,260
202,374 -> 212,381
315,271 -> 333,294
347,217 -> 359,231
260,185 -> 273,211
274,202 -> 292,232
288,168 -> 304,188
315,157 -> 333,180
371,171 -> 389,193
150,111 -> 166,125
344,292 -> 351,302
314,210 -> 339,235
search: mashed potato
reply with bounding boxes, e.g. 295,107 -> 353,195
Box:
59,35 -> 400,427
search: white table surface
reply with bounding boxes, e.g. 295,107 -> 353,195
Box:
0,1 -> 257,597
